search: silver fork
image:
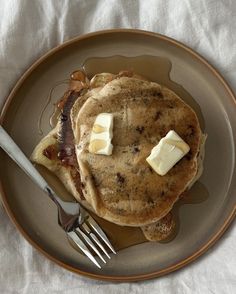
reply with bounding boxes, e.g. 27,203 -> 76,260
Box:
0,125 -> 116,268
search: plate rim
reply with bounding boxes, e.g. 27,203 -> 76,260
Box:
0,29 -> 236,282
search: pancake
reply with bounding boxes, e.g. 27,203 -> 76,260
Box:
141,212 -> 175,241
31,70 -> 203,239
73,76 -> 202,226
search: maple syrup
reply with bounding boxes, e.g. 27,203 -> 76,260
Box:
38,80 -> 69,134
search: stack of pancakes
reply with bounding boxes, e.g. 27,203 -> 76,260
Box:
32,70 -> 205,241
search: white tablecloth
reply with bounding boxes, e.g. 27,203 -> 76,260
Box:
0,1 -> 236,293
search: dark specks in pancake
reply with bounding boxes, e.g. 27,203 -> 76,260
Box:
116,172 -> 126,185
148,166 -> 154,173
91,173 -> 102,187
32,73 -> 202,231
132,146 -> 140,154
154,111 -> 162,121
74,77 -> 202,226
135,126 -> 145,134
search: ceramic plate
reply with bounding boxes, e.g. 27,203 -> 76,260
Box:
0,29 -> 236,281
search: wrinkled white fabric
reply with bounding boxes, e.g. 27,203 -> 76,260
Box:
0,0 -> 236,293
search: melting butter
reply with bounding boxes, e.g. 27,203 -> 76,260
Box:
89,139 -> 107,153
92,124 -> 107,133
146,130 -> 190,176
164,139 -> 189,153
89,113 -> 114,155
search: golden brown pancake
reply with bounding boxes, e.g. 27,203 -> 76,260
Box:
73,76 -> 202,226
31,71 -> 203,240
141,212 -> 175,241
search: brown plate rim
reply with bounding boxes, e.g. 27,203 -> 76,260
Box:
0,29 -> 236,282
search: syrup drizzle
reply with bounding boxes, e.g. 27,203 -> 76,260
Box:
38,80 -> 69,135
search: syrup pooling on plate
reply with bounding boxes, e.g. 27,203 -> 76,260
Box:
38,80 -> 70,134
39,70 -> 89,132
67,182 -> 209,252
40,55 -> 208,251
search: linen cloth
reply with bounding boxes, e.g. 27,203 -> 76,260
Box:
0,0 -> 236,293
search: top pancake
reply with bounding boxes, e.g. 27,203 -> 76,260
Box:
73,77 -> 202,226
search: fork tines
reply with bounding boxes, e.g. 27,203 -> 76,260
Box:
68,216 -> 116,268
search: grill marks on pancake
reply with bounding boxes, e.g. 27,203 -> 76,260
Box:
75,77 -> 201,225
99,88 -> 178,214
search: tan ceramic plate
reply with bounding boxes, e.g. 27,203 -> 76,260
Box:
0,30 -> 236,281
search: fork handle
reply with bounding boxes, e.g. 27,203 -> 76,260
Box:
0,125 -> 64,207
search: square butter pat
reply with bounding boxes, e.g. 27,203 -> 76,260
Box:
89,113 -> 114,155
146,130 -> 190,176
